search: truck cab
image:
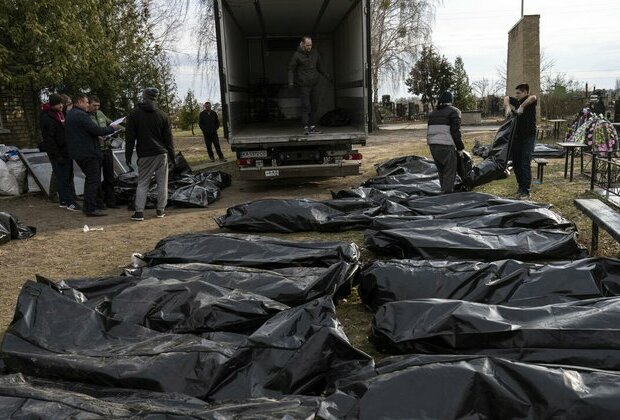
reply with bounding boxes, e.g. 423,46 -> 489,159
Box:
213,0 -> 371,180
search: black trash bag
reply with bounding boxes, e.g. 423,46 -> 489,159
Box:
400,191 -> 551,216
0,211 -> 35,244
331,187 -> 411,203
368,206 -> 574,231
89,277 -> 289,334
1,280 -> 233,396
173,151 -> 192,176
359,258 -> 620,311
374,155 -> 438,177
200,170 -> 232,189
471,139 -> 491,158
1,282 -> 371,400
318,108 -> 352,127
128,261 -> 358,307
140,233 -> 361,269
362,178 -> 443,196
462,115 -> 516,187
169,179 -> 221,208
532,143 -> 565,158
0,373 -> 339,419
328,354 -> 620,419
364,226 -> 587,261
205,297 -> 372,401
371,297 -> 620,370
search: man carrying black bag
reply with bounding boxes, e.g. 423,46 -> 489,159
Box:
427,91 -> 464,193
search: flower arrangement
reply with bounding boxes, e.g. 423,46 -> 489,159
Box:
579,114 -> 618,154
565,107 -> 592,141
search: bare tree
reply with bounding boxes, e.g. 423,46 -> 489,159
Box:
371,0 -> 438,103
472,77 -> 503,98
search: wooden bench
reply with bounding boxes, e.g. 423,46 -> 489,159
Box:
533,158 -> 548,183
574,198 -> 620,254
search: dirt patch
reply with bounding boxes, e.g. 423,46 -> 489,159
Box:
3,128 -> 616,354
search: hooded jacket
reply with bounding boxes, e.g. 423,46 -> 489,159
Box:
65,107 -> 115,161
39,104 -> 68,161
427,104 -> 464,150
288,45 -> 325,87
125,101 -> 174,162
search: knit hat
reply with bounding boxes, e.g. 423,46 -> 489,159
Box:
49,93 -> 63,106
142,87 -> 159,101
438,91 -> 453,105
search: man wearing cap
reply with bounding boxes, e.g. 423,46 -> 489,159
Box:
40,93 -> 80,211
125,87 -> 175,221
426,91 -> 464,193
65,93 -> 119,217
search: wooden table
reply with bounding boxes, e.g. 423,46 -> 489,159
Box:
548,119 -> 567,139
557,142 -> 588,181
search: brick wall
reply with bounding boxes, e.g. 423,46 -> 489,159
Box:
0,87 -> 39,148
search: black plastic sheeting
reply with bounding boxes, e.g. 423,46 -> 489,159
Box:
140,232 -> 360,269
114,153 -> 231,209
371,297 -> 620,370
0,373 -> 341,419
328,354 -> 620,419
364,226 -> 587,261
0,281 -> 372,400
374,155 -> 438,177
474,140 -> 565,159
217,190 -> 568,234
461,115 -> 515,187
0,211 -> 35,245
125,261 -> 358,307
359,258 -> 620,311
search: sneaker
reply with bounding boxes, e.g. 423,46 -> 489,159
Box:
516,193 -> 531,200
131,211 -> 145,221
219,157 -> 227,162
156,210 -> 165,218
303,126 -> 310,135
210,157 -> 216,162
66,202 -> 81,212
58,203 -> 67,209
309,125 -> 322,134
85,209 -> 107,217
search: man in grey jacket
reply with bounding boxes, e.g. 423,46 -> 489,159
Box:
426,91 -> 464,193
288,36 -> 331,135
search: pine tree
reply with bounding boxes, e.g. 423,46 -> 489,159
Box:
452,57 -> 476,110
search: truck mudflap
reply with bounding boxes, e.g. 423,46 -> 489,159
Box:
239,162 -> 361,180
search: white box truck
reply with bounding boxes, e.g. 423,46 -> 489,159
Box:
213,0 -> 372,180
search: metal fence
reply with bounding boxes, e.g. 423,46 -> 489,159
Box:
590,154 -> 620,197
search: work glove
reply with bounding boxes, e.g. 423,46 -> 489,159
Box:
516,106 -> 524,115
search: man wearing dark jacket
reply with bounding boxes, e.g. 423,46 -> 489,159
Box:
288,36 -> 331,135
40,93 -> 80,211
198,102 -> 225,162
65,93 -> 117,217
426,91 -> 464,193
125,88 -> 175,221
504,83 -> 537,199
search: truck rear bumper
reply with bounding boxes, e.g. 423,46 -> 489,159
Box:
238,162 -> 361,180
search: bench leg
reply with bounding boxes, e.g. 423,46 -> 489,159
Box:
591,222 -> 599,255
540,165 -> 545,183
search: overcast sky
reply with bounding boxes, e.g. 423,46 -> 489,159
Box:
172,0 -> 620,102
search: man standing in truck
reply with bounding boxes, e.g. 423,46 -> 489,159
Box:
288,36 -> 331,135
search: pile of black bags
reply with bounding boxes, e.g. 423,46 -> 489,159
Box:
0,211 -> 35,245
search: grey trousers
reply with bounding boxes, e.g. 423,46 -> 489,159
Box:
135,154 -> 168,212
429,144 -> 457,193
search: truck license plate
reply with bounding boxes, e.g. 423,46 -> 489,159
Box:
265,170 -> 279,177
240,150 -> 268,158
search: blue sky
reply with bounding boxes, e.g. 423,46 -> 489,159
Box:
172,0 -> 620,102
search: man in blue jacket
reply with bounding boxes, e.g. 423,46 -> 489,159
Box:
65,93 -> 118,217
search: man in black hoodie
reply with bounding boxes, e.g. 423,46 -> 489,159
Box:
125,88 -> 175,221
426,91 -> 464,193
40,93 -> 80,211
288,36 -> 331,135
198,101 -> 225,162
65,93 -> 118,217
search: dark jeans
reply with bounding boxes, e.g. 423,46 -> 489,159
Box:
512,133 -> 536,194
76,158 -> 102,214
100,148 -> 116,206
50,158 -> 77,205
203,132 -> 224,160
429,144 -> 457,193
300,85 -> 319,127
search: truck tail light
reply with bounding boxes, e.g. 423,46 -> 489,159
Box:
344,153 -> 363,160
237,158 -> 254,166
